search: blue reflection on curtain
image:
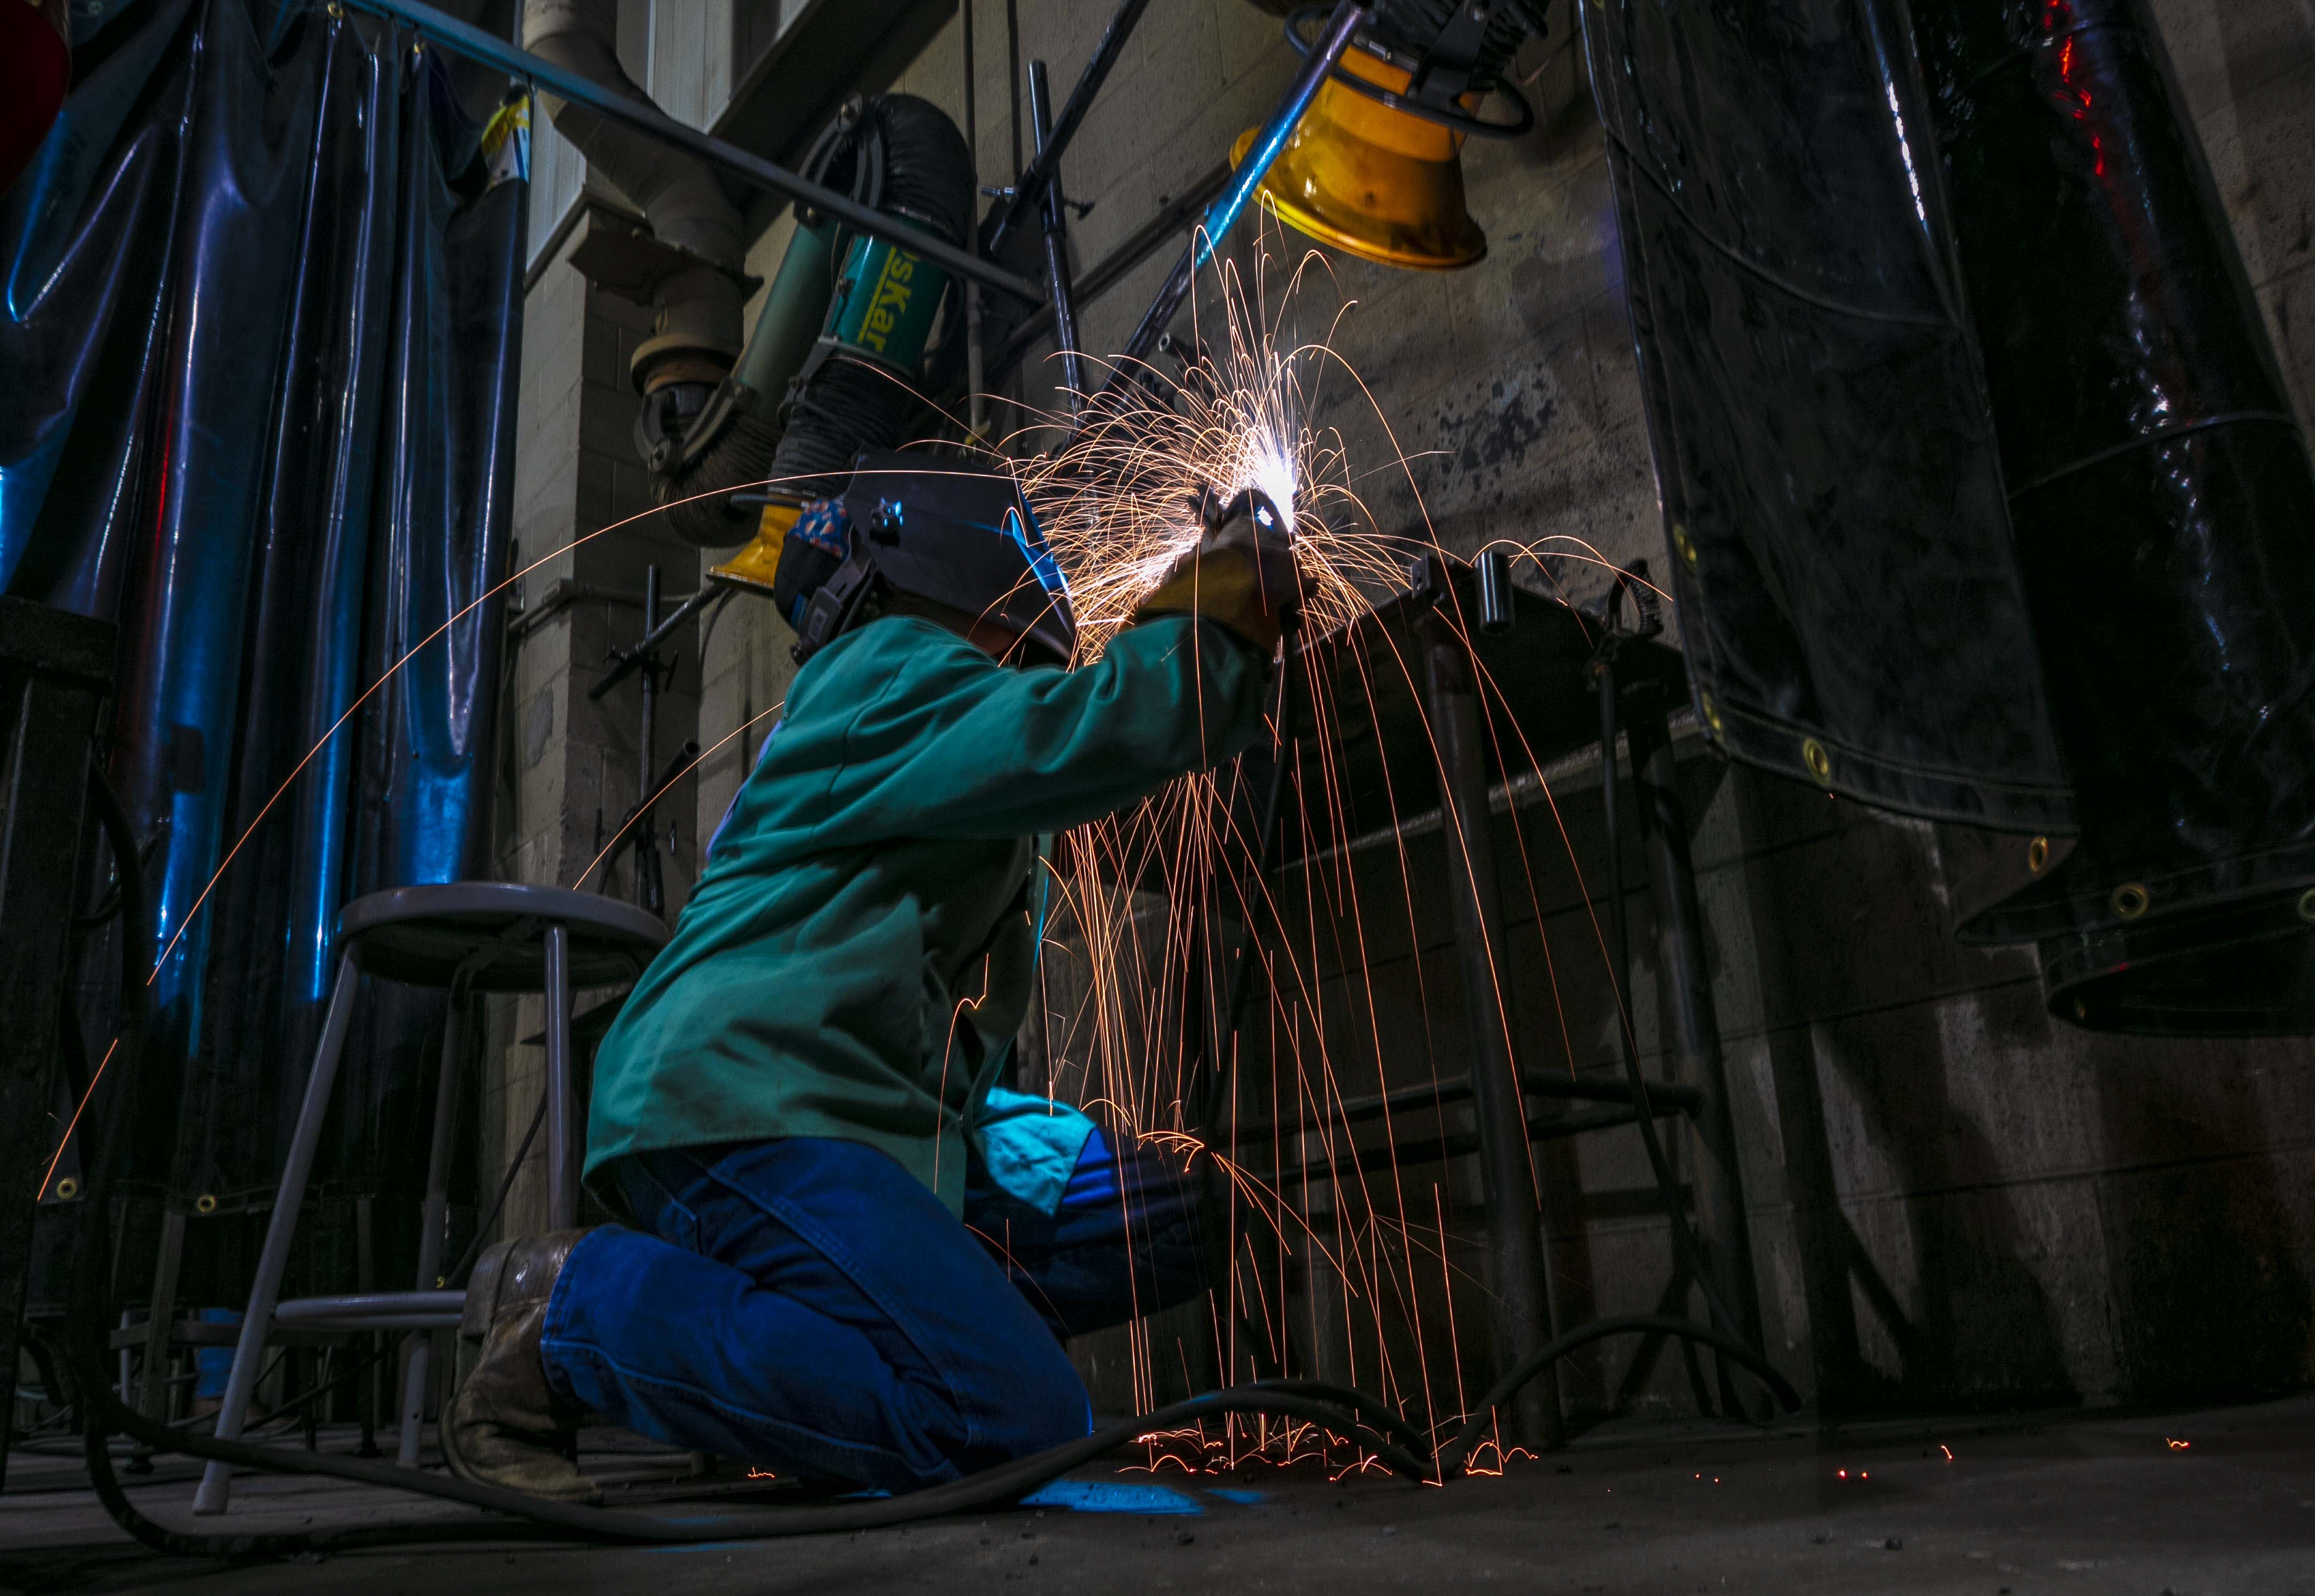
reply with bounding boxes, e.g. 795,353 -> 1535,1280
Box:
0,0 -> 524,1219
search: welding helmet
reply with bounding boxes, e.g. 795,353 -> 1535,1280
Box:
777,451 -> 1078,667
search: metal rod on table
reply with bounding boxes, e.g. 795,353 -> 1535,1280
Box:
1114,0 -> 1370,371
337,0 -> 1043,306
983,0 -> 1155,256
1420,615 -> 1562,1451
1028,61 -> 1087,411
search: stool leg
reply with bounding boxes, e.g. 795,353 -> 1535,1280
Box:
398,984 -> 465,1467
543,924 -> 577,1230
192,955 -> 361,1515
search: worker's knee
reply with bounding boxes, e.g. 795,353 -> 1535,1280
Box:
992,1336 -> 1094,1460
932,1329 -> 1089,1474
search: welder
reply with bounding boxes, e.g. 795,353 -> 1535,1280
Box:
439,462 -> 1302,1501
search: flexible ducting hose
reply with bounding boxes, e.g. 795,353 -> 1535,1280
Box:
764,95 -> 976,503
647,94 -> 977,548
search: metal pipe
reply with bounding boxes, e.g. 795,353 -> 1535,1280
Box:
521,0 -> 744,384
399,985 -> 467,1466
636,567 -> 663,918
962,0 -> 988,441
1028,61 -> 1088,411
1115,0 -> 1370,371
587,581 -> 720,700
1477,547 -> 1514,633
193,956 -> 362,1514
544,925 -> 578,1229
1625,682 -> 1765,1413
1596,648 -> 1637,1094
992,161 -> 1230,379
983,0 -> 1155,256
273,1293 -> 467,1328
1420,617 -> 1561,1451
1271,1103 -> 1660,1189
337,0 -> 1044,306
136,1206 -> 184,1425
1237,1070 -> 1701,1142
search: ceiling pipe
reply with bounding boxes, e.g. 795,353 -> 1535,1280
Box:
520,0 -> 746,391
334,0 -> 1044,310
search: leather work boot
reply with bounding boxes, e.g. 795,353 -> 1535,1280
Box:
440,1228 -> 601,1502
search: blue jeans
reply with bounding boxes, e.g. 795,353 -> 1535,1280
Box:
539,1131 -> 1209,1492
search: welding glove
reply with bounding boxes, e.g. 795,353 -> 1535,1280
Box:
1131,486 -> 1305,658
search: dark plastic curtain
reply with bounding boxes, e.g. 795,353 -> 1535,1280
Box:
1580,0 -> 2075,834
1584,0 -> 2315,1033
1,0 -> 523,1289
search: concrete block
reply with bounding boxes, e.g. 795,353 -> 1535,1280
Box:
2259,259 -> 2315,431
2153,0 -> 2315,117
2197,60 -> 2315,293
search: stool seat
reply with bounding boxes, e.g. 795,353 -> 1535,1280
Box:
339,882 -> 668,990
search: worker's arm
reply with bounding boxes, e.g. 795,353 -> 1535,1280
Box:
800,610 -> 1269,843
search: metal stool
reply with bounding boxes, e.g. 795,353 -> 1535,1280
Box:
192,883 -> 667,1515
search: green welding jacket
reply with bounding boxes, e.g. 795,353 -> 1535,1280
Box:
584,611 -> 1268,1216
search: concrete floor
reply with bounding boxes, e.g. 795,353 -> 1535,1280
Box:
4,1398 -> 2312,1594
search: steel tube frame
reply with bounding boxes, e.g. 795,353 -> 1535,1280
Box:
273,1292 -> 466,1330
1028,61 -> 1088,411
193,956 -> 362,1515
1114,0 -> 1370,371
397,983 -> 467,1465
1420,617 -> 1562,1450
544,924 -> 579,1229
982,0 -> 1155,256
337,0 -> 1044,305
1238,1069 -> 1701,1143
1624,681 -> 1765,1407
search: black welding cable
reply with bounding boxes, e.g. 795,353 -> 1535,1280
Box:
51,1334 -> 1430,1552
61,757 -> 1437,1556
1433,1315 -> 1803,1481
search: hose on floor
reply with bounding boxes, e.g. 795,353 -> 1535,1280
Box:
53,763 -> 1799,1560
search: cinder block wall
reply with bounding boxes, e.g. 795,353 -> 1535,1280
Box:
507,0 -> 2315,1416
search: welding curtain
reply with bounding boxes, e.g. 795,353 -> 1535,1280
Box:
1583,0 -> 2315,1033
0,0 -> 522,1267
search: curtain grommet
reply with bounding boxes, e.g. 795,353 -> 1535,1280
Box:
1801,736 -> 1832,787
1698,688 -> 1723,736
1672,522 -> 1698,570
195,1193 -> 218,1214
2027,836 -> 2049,874
2110,882 -> 2150,921
53,1177 -> 79,1200
2296,887 -> 2315,923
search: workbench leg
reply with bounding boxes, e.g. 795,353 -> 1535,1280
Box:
1423,621 -> 1563,1451
1624,683 -> 1765,1412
